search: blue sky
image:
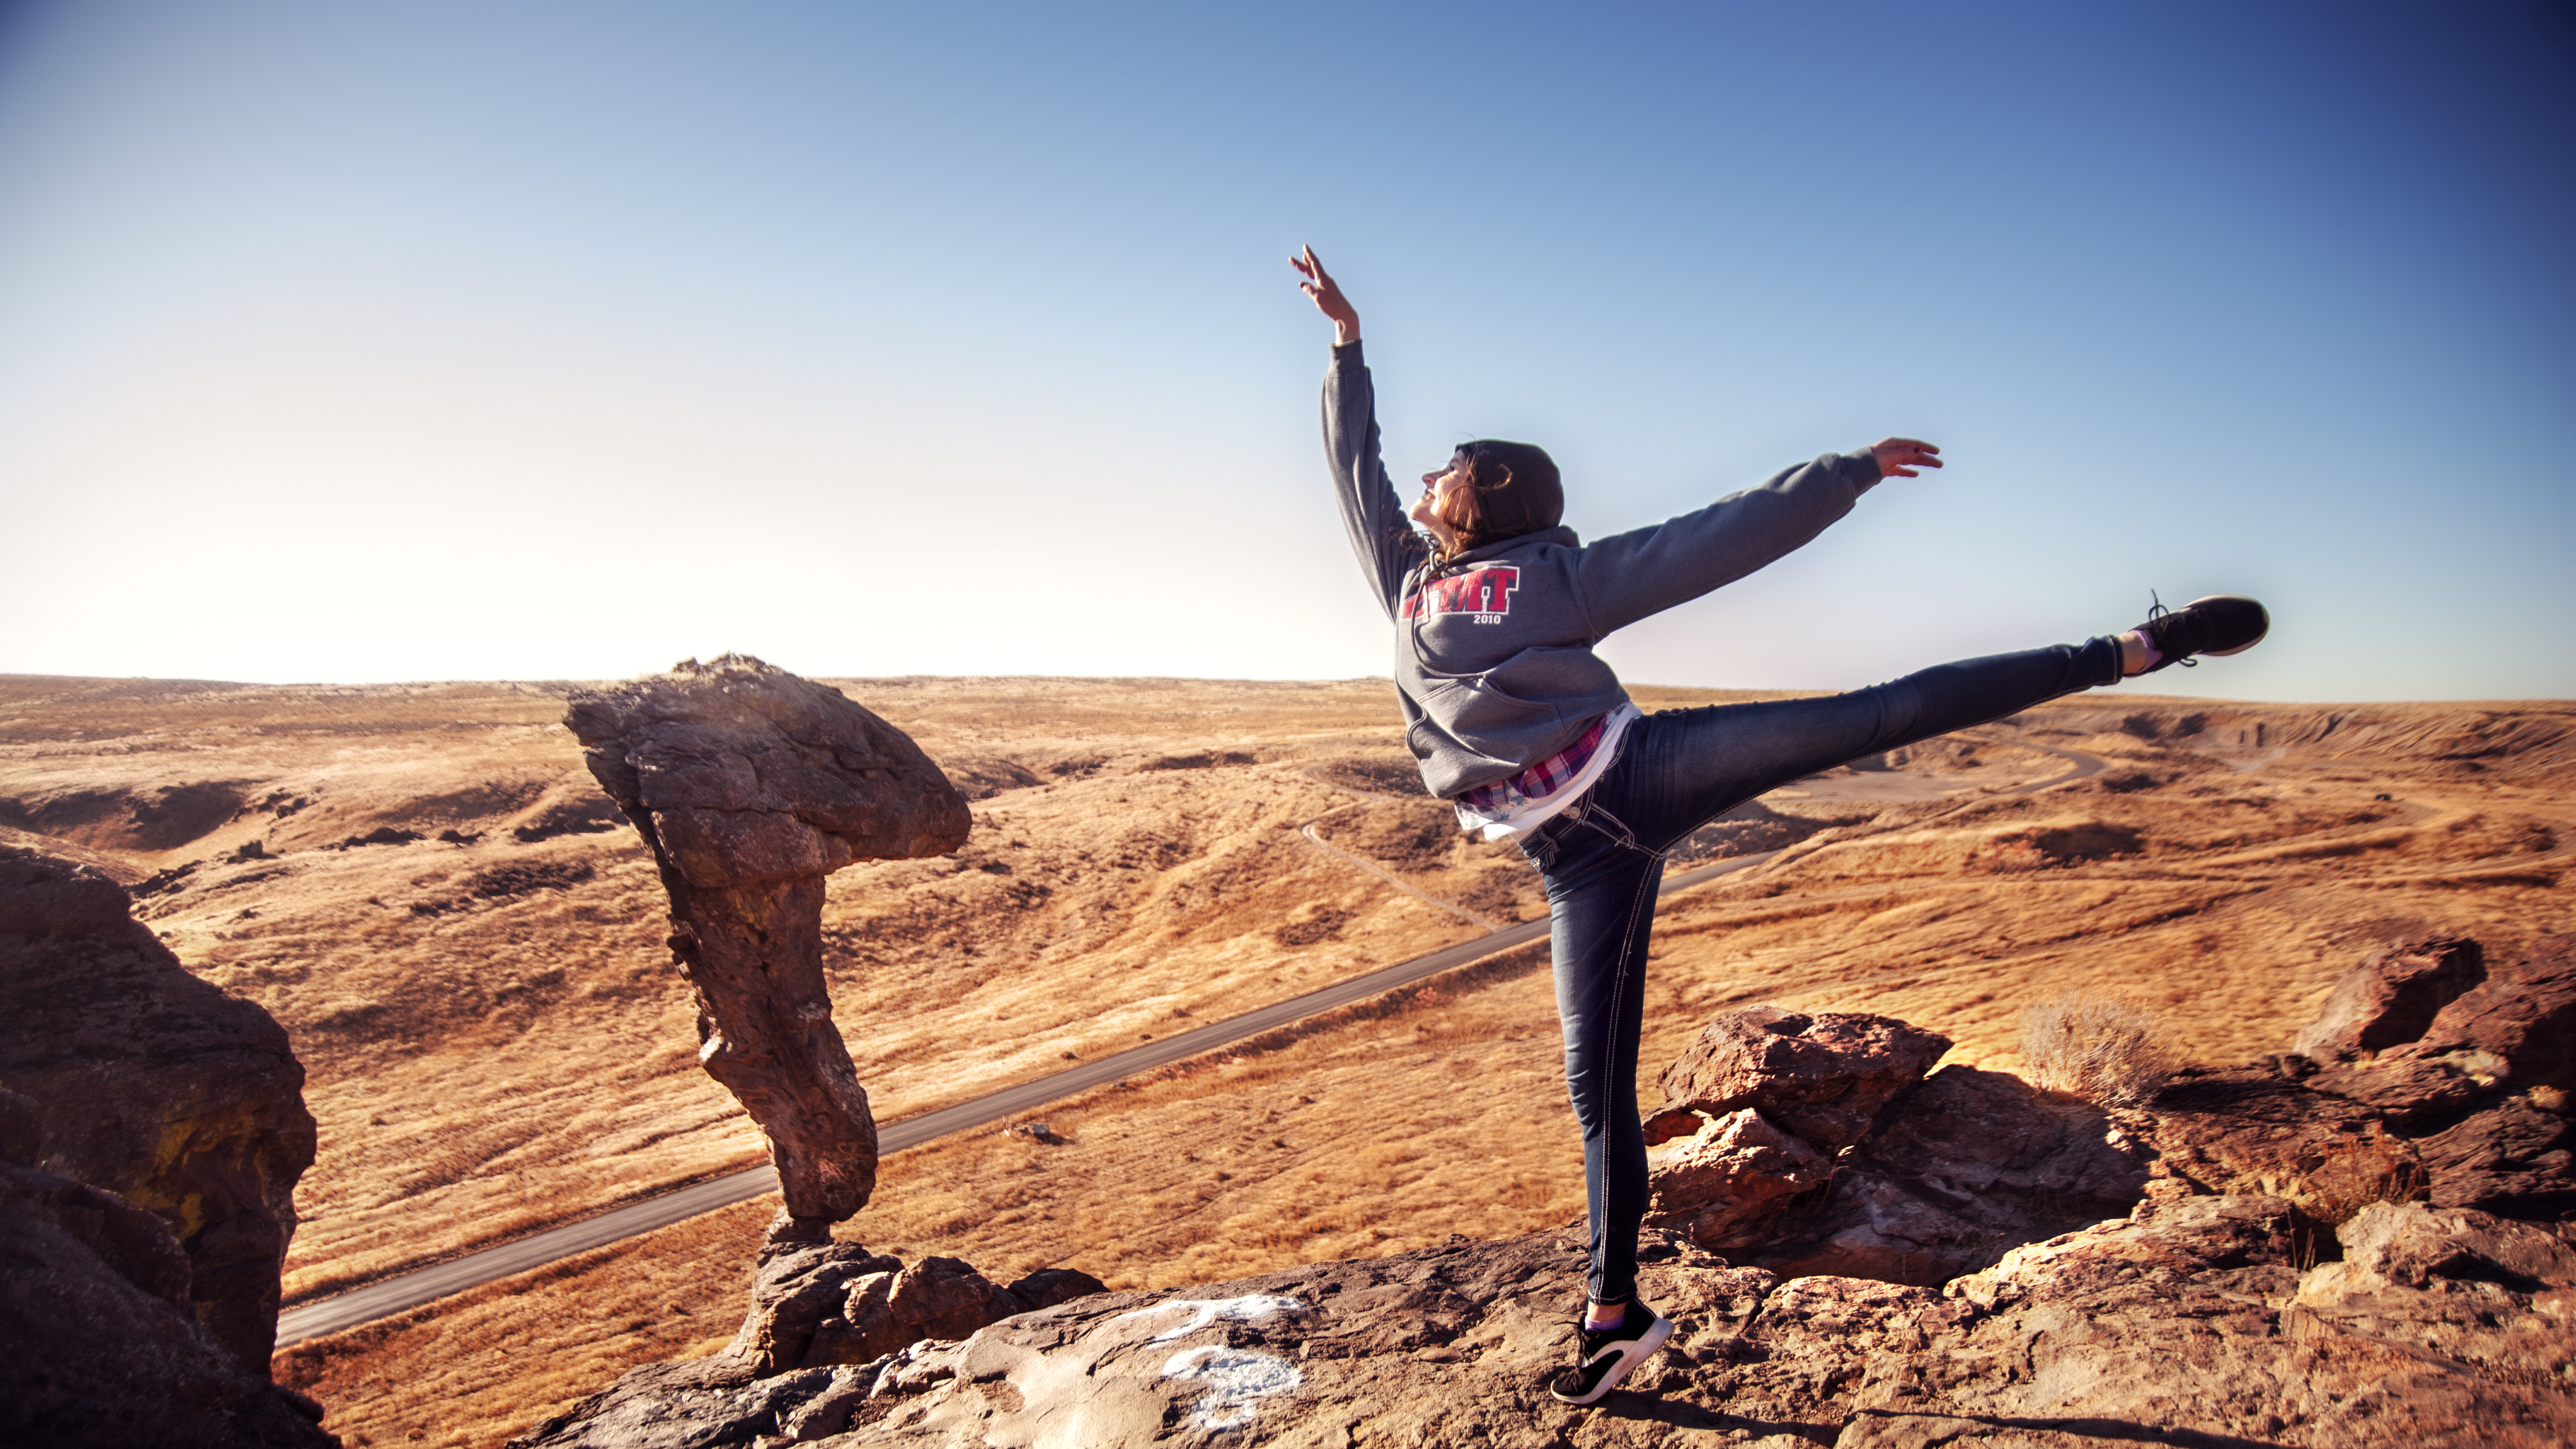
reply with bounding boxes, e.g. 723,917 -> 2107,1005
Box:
2,1 -> 2569,700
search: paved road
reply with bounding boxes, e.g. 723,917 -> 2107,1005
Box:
277,738 -> 2100,1346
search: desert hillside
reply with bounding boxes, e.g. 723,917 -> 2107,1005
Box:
1,674 -> 2569,1447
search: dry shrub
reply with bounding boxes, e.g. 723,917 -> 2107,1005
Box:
2020,990 -> 2180,1106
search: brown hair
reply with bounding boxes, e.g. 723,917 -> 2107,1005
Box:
1429,448 -> 1491,557
1430,441 -> 1563,560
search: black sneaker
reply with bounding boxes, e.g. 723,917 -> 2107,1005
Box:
1547,1300 -> 1674,1405
2133,592 -> 2269,673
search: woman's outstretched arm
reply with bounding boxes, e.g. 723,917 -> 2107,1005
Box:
1572,439 -> 1937,637
1300,247 -> 1421,616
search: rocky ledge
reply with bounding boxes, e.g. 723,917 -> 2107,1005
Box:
0,845 -> 333,1447
518,933 -> 2575,1447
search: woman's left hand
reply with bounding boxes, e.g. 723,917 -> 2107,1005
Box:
1293,246 -> 1361,346
1871,438 -> 1942,478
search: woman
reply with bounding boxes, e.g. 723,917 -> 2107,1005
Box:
1290,246 -> 2267,1405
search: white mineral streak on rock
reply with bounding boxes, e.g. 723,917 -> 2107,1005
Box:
1110,1293 -> 1309,1344
1159,1345 -> 1303,1430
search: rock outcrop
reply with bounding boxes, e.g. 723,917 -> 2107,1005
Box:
564,656 -> 971,1235
1644,1007 -> 2149,1285
510,1196 -> 2576,1448
1644,1006 -> 1951,1148
1739,1064 -> 2151,1284
2293,933 -> 2486,1060
517,936 -> 2576,1446
0,844 -> 318,1374
0,1157 -> 335,1447
721,1240 -> 1106,1378
2157,932 -> 2576,1221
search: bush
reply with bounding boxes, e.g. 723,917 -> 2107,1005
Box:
2020,991 -> 2179,1107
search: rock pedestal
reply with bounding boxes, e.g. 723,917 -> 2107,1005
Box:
564,656 -> 970,1232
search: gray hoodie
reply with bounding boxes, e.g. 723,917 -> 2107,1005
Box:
1324,340 -> 1884,798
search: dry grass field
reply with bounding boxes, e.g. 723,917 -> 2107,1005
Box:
3,672 -> 2571,1447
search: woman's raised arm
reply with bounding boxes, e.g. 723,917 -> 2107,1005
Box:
1292,246 -> 1361,346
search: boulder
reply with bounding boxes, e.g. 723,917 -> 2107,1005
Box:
795,1257 -> 1033,1372
2286,933 -> 2575,1218
0,844 -> 318,1374
521,1245 -> 1106,1448
1707,1065 -> 2151,1286
2307,1042 -> 2503,1129
886,1256 -> 1025,1345
1644,1005 -> 1951,1148
1643,1108 -> 1828,1253
726,1241 -> 904,1375
1005,1266 -> 1111,1312
564,655 -> 970,1234
2294,934 -> 2487,1061
2324,1198 -> 2576,1292
2411,1092 -> 2574,1218
0,1161 -> 334,1448
717,1239 -> 1108,1380
2414,933 -> 2576,1090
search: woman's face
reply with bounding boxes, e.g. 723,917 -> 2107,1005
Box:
1411,453 -> 1473,539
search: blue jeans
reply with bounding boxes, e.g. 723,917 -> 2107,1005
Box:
1515,639 -> 2123,1306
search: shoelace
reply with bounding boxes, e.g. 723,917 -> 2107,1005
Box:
2146,590 -> 2198,668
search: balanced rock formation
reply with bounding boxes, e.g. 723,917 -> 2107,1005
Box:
0,844 -> 318,1374
565,656 -> 970,1234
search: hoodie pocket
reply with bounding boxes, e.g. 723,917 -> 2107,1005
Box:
1415,671 -> 1566,761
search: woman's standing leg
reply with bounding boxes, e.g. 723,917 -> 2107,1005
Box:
1521,781 -> 1673,1404
1524,800 -> 1662,1313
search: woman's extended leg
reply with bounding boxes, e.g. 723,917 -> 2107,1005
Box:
1522,636 -> 2123,1323
1615,636 -> 2126,850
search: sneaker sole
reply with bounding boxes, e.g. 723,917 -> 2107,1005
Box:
1548,1314 -> 1675,1406
2184,594 -> 2270,657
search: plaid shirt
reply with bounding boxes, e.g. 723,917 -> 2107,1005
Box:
1457,712 -> 1612,817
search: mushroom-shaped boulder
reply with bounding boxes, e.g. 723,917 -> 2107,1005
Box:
565,655 -> 969,1230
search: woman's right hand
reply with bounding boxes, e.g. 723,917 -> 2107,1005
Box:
1293,246 -> 1361,346
1871,438 -> 1943,479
